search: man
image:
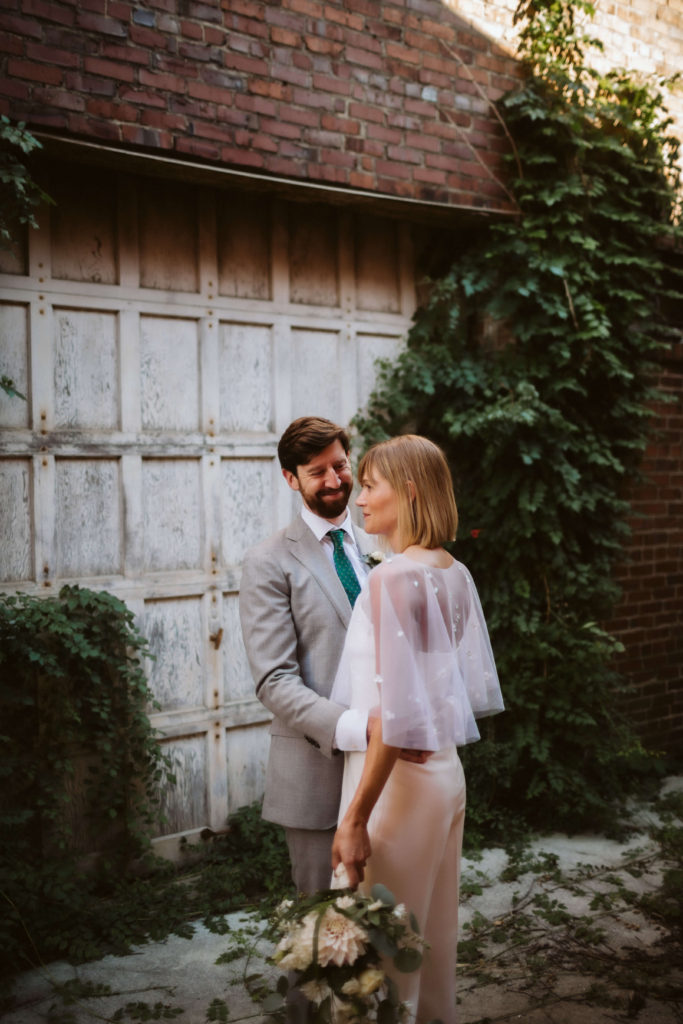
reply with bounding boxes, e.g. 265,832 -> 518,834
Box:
239,416 -> 374,894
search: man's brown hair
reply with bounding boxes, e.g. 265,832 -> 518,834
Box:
277,416 -> 350,475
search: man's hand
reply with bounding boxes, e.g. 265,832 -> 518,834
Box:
367,708 -> 430,764
398,748 -> 431,764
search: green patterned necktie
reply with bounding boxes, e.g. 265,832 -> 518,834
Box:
328,529 -> 361,607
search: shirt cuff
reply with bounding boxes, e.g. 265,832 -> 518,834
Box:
334,708 -> 368,751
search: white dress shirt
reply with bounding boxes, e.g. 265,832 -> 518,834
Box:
301,506 -> 369,752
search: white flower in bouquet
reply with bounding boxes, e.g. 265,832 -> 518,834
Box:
274,904 -> 367,970
274,921 -> 314,971
300,978 -> 333,1003
316,906 -> 368,967
268,883 -> 425,1024
342,967 -> 385,997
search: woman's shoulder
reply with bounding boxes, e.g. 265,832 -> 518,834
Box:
369,552 -> 465,585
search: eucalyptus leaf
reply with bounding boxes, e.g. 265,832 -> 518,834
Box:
393,947 -> 423,973
368,927 -> 399,958
370,883 -> 396,908
261,994 -> 284,1013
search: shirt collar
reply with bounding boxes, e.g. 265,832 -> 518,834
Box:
301,505 -> 356,543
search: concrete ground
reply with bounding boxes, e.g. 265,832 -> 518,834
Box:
3,778 -> 682,1024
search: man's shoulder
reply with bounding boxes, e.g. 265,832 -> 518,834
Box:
243,523 -> 293,563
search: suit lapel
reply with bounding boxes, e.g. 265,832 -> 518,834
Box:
286,516 -> 352,628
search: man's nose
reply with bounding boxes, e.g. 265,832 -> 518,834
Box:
323,467 -> 342,487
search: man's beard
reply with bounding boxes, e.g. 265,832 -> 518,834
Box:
303,480 -> 352,519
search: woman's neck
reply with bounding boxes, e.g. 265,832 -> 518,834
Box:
399,544 -> 454,569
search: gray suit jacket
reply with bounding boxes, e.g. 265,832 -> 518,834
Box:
239,515 -> 374,830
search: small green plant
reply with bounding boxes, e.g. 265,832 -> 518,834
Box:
0,374 -> 26,400
0,116 -> 52,252
0,585 -> 173,977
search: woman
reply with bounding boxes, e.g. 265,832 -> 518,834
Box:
330,435 -> 503,1024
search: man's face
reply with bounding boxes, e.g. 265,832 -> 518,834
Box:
283,439 -> 353,520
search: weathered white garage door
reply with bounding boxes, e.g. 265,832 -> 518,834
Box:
0,159 -> 416,850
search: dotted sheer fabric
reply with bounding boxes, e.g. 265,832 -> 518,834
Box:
331,553 -> 504,750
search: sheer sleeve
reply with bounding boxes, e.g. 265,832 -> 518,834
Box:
364,557 -> 503,750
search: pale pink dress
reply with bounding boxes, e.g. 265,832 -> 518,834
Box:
332,554 -> 503,1024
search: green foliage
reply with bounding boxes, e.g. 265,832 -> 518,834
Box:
0,119 -> 49,402
0,116 -> 52,252
0,374 -> 26,400
354,0 -> 681,834
456,787 -> 683,1018
191,801 -> 292,927
0,585 -> 173,976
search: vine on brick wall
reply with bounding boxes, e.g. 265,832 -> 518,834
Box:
0,116 -> 51,401
355,0 -> 682,836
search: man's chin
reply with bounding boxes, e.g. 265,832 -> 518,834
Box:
309,495 -> 349,519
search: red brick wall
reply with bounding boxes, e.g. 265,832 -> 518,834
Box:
609,348 -> 683,754
0,0 -> 520,211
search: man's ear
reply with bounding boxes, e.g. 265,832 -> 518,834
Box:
282,468 -> 301,493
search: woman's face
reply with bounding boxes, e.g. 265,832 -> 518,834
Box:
356,467 -> 400,544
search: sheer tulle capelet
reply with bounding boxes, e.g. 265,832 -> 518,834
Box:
331,554 -> 504,750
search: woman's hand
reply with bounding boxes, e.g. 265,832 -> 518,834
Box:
332,815 -> 372,889
333,715 -> 400,889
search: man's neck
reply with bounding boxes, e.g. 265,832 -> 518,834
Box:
302,504 -> 350,531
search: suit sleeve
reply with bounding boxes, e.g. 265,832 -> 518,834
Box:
239,544 -> 344,759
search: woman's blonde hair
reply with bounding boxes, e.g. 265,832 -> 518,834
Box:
358,435 -> 458,549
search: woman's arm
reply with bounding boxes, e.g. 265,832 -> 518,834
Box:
331,719 -> 400,889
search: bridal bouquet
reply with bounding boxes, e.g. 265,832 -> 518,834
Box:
268,881 -> 424,1024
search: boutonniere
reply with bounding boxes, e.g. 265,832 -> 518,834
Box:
362,551 -> 385,569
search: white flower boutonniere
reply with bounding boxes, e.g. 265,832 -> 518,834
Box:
362,551 -> 385,569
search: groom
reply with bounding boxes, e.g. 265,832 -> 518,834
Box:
239,416 -> 375,894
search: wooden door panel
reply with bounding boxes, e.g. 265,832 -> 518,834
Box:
357,331 -> 404,409
157,736 -> 209,836
0,303 -> 30,428
218,321 -> 273,433
54,458 -> 122,578
226,724 -> 270,816
0,459 -> 33,582
220,458 -> 274,568
289,207 -> 339,307
217,194 -> 271,300
141,316 -> 201,432
50,170 -> 118,285
291,327 -> 343,422
139,179 -> 199,293
142,459 -> 203,572
355,215 -> 402,313
54,309 -> 120,429
144,597 -> 207,712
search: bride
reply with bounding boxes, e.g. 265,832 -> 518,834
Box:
330,435 -> 504,1024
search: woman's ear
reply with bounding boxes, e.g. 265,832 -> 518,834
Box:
406,480 -> 416,501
